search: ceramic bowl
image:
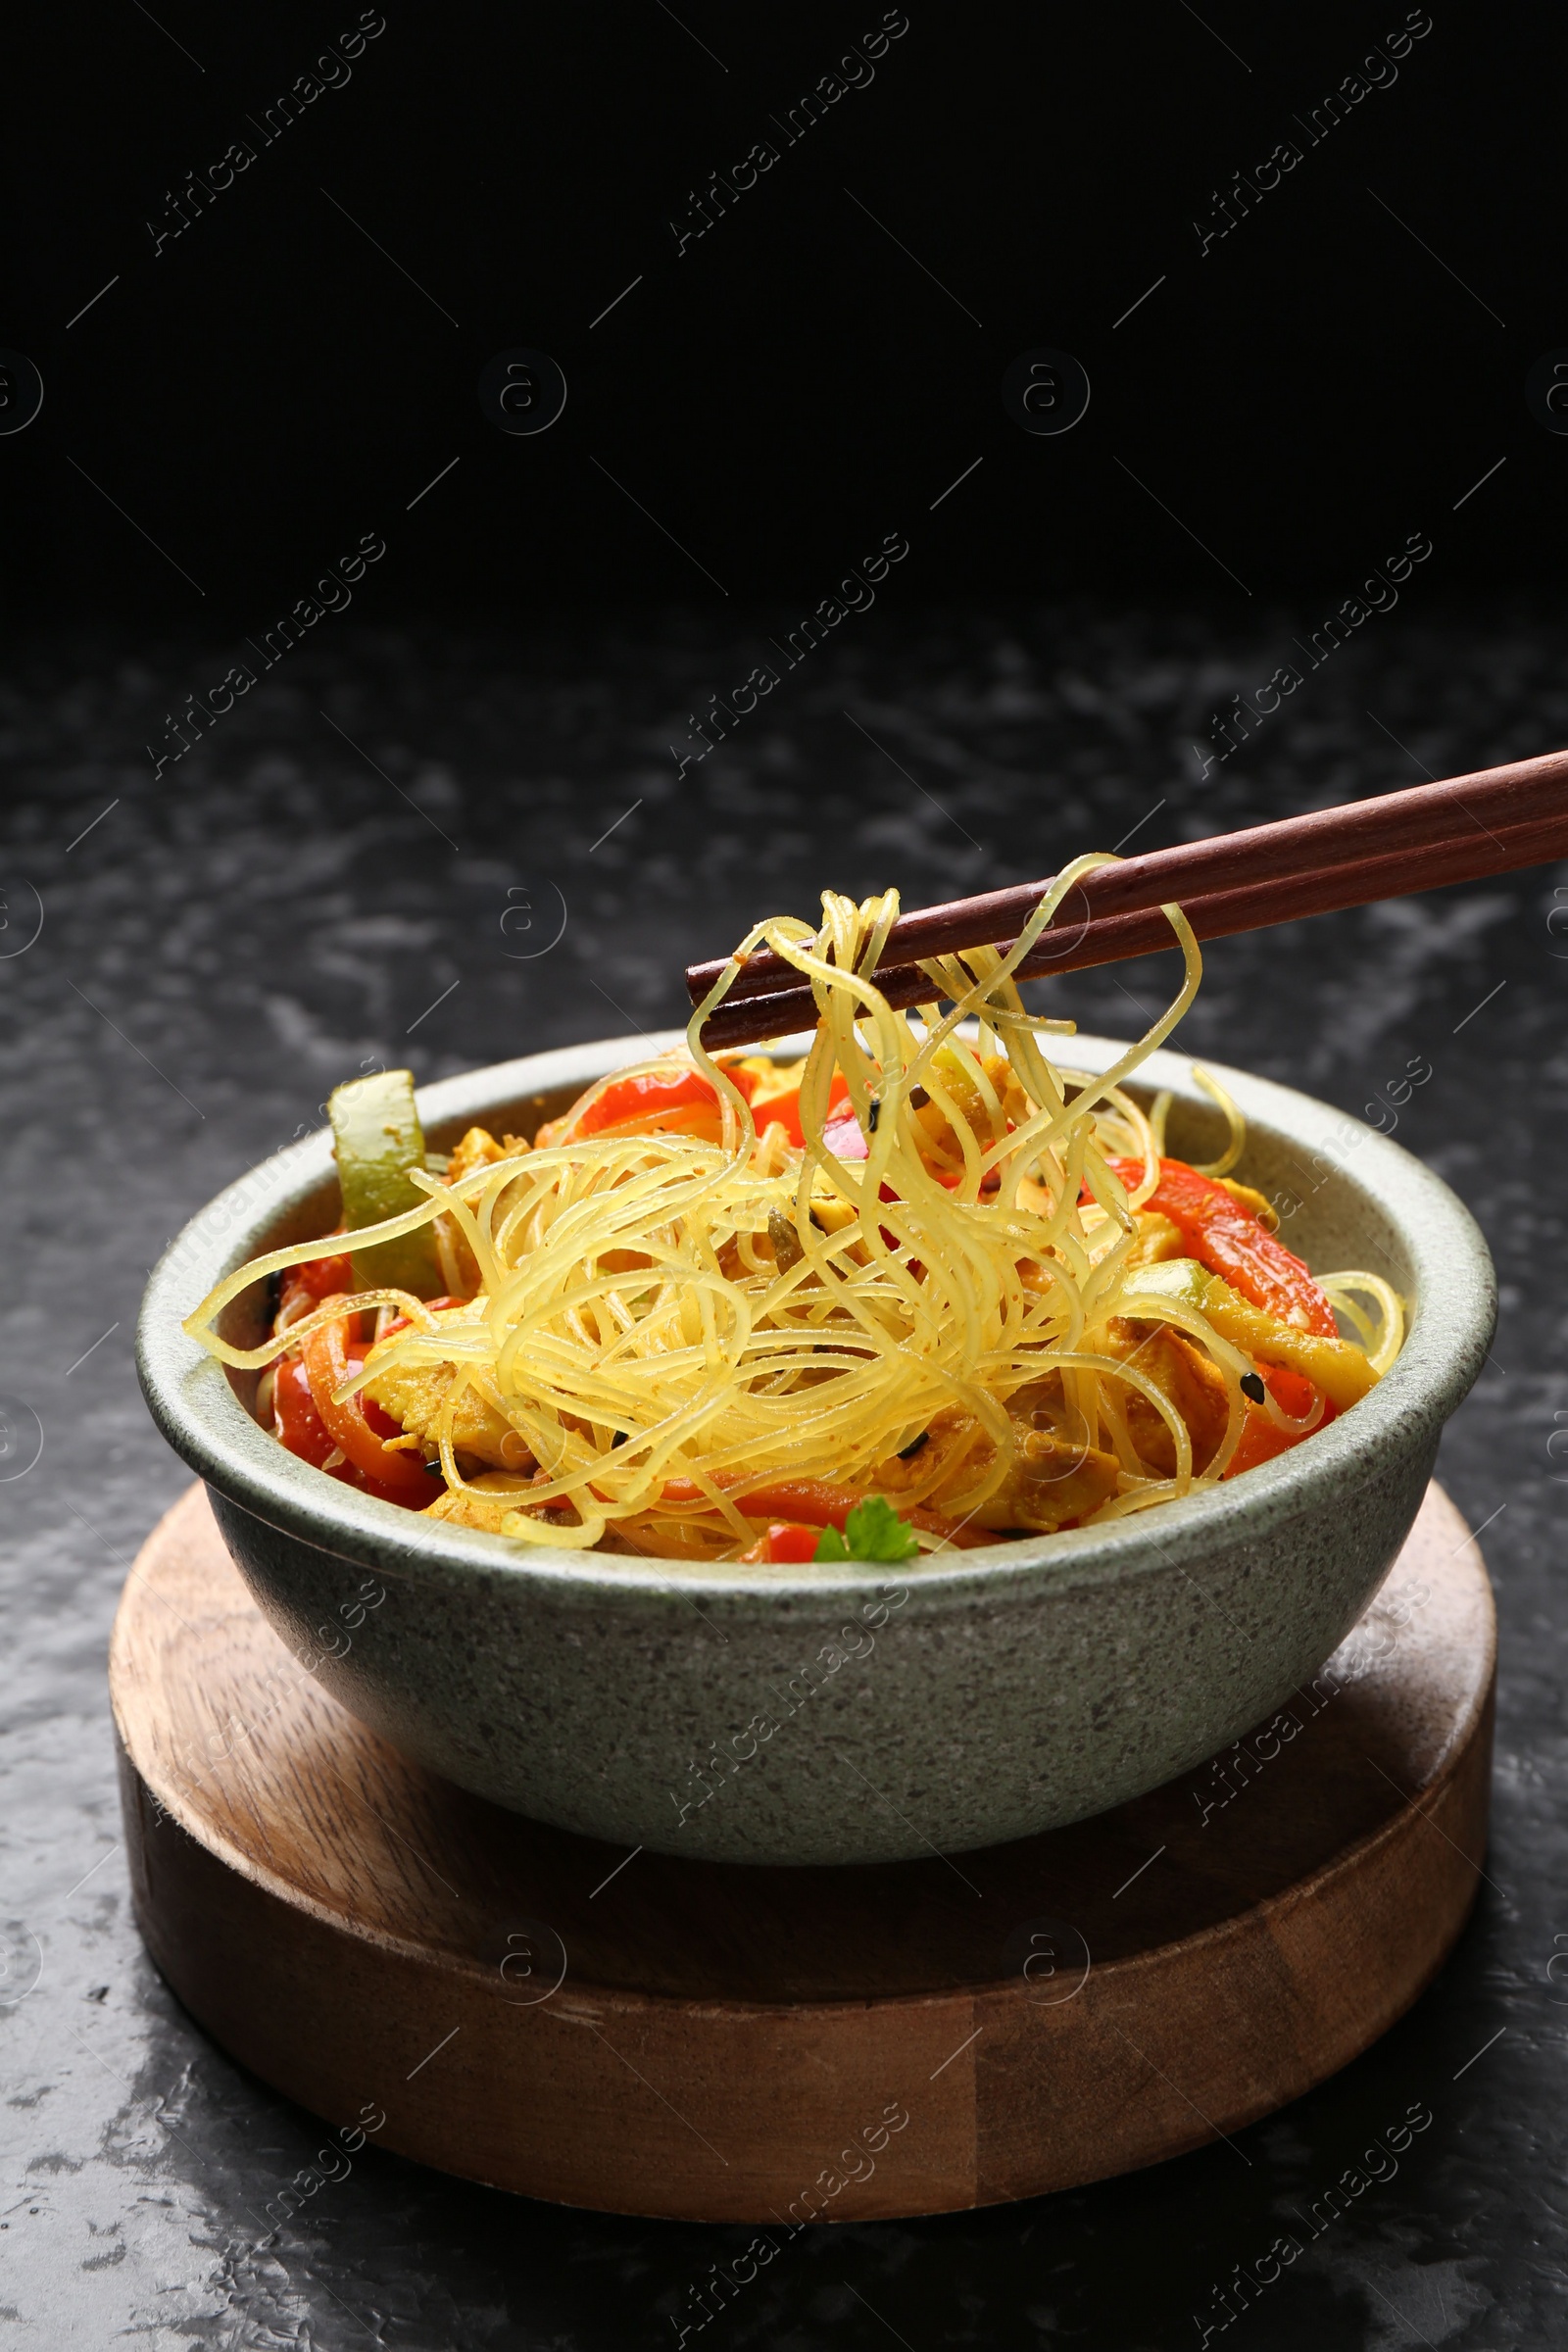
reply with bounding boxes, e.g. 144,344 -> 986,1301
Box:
136,1033 -> 1494,1867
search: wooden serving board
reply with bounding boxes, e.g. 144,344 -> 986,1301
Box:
112,1483 -> 1494,2224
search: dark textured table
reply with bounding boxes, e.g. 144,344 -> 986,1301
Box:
2,611 -> 1564,2348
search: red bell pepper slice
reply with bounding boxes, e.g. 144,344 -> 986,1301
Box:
658,1473 -> 985,1545
278,1249 -> 354,1323
297,1298 -> 438,1503
761,1521 -> 823,1562
1222,1363 -> 1339,1480
273,1351 -> 335,1469
559,1064 -> 853,1151
1224,1409 -> 1301,1479
274,1349 -> 437,1505
1111,1156 -> 1337,1337
753,1071 -> 851,1149
572,1066 -> 752,1140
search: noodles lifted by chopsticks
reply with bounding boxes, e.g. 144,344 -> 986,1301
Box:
187,860 -> 1402,1561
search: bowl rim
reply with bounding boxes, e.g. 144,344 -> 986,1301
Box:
136,1030 -> 1495,1613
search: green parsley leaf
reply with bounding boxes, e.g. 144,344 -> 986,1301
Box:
813,1494 -> 920,1564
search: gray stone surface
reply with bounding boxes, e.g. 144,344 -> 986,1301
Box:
2,610 -> 1565,2344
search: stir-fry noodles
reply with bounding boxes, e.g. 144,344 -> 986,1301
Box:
188,865 -> 1402,1563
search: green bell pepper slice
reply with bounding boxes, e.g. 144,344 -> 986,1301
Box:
1121,1255 -> 1376,1409
328,1069 -> 444,1298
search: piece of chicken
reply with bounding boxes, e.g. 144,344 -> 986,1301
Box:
878,1391 -> 1122,1535
425,1470 -> 537,1532
971,1426 -> 1124,1531
446,1124 -> 529,1181
362,1331 -> 533,1474
1124,1210 -> 1185,1269
1098,1318 -> 1231,1476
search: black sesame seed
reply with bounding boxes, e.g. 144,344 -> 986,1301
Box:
908,1087 -> 929,1110
866,1098 -> 881,1131
1240,1372 -> 1266,1404
898,1430 -> 930,1459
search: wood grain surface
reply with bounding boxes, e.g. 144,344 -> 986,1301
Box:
111,1481 -> 1494,2223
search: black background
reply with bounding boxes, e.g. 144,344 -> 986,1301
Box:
2,0 -> 1559,622
4,7 -> 1568,2350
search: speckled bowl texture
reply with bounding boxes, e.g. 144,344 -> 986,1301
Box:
136,1032 -> 1494,1866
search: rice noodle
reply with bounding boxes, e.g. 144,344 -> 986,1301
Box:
186,865 -> 1397,1559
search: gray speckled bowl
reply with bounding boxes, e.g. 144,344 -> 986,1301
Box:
136,1033 -> 1494,1867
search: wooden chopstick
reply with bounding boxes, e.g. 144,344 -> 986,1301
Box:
691,771 -> 1568,1054
687,748 -> 1568,1015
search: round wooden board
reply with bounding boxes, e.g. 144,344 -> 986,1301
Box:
112,1482 -> 1494,2225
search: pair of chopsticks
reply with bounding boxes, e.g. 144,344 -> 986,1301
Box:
687,749 -> 1568,1052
